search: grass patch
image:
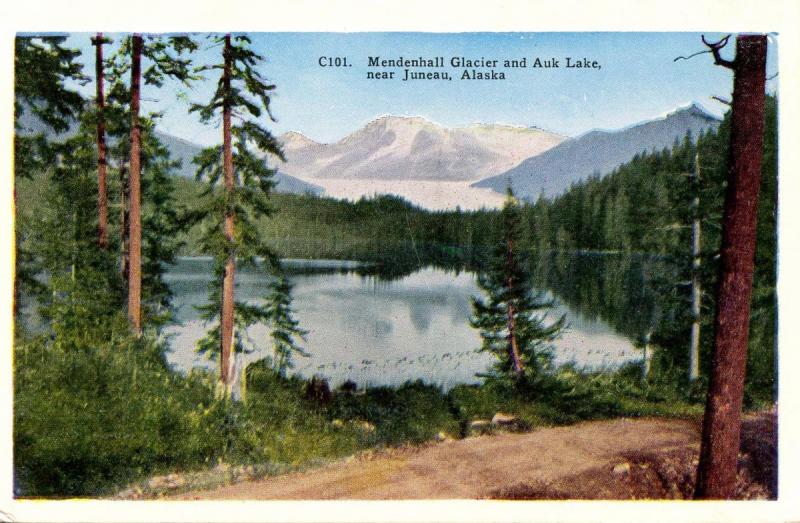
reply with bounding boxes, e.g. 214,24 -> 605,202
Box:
16,342 -> 708,498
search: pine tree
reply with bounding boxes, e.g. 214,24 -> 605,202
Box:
190,34 -> 298,396
140,119 -> 189,325
688,148 -> 702,382
14,36 -> 87,314
471,189 -> 565,383
91,33 -> 111,248
14,36 -> 86,179
264,277 -> 308,375
123,34 -> 197,334
128,34 -> 143,334
695,34 -> 769,500
98,36 -> 195,329
26,123 -> 125,333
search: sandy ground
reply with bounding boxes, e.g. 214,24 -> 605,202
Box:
170,417 -> 705,500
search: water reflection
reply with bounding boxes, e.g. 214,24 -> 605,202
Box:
531,251 -> 668,343
163,257 -> 644,389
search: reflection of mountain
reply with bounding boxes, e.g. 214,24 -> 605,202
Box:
409,307 -> 432,333
307,272 -> 474,334
275,115 -> 566,182
473,104 -> 721,199
164,258 -> 642,385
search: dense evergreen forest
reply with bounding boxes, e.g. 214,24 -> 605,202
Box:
12,34 -> 777,497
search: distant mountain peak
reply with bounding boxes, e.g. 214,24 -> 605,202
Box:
473,103 -> 721,199
274,114 -> 566,183
372,114 -> 432,124
280,130 -> 320,149
662,101 -> 721,122
358,114 -> 441,134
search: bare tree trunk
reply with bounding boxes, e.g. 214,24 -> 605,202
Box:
507,303 -> 523,375
689,151 -> 702,382
128,34 -> 143,334
695,34 -> 767,500
119,162 -> 129,281
92,33 -> 108,249
506,235 -> 524,375
220,34 -> 236,394
642,331 -> 653,380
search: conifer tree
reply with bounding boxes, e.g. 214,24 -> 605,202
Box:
471,189 -> 564,382
695,33 -> 768,500
91,33 -> 111,248
128,34 -> 143,334
123,34 -> 197,334
140,130 -> 187,324
14,36 -> 86,179
14,36 -> 87,314
688,148 -> 702,382
264,277 -> 308,375
190,34 -> 297,396
99,37 -> 194,328
26,121 -> 125,333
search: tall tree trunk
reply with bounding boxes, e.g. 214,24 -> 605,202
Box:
119,162 -> 129,281
220,34 -> 236,393
507,303 -> 523,375
128,34 -> 143,334
695,34 -> 767,500
92,33 -> 108,249
689,150 -> 702,382
642,330 -> 653,380
506,235 -> 524,375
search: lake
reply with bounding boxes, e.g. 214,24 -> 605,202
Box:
163,255 -> 646,389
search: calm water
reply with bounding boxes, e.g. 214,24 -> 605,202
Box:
163,257 -> 644,389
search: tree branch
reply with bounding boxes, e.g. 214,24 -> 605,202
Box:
701,34 -> 735,69
674,49 -> 712,62
712,95 -> 732,106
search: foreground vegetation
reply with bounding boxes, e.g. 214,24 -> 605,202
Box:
16,345 -> 710,497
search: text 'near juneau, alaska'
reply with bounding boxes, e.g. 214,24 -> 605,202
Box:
359,56 -> 602,81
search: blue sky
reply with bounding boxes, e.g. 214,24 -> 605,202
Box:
60,32 -> 779,145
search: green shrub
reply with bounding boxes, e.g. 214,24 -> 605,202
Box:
14,327 -> 224,496
328,380 -> 459,445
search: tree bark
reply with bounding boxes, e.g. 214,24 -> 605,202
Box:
507,303 -> 523,375
92,33 -> 108,249
128,34 -> 143,334
119,162 -> 129,281
220,34 -> 236,393
506,235 -> 524,375
689,151 -> 702,382
695,34 -> 767,500
642,331 -> 653,381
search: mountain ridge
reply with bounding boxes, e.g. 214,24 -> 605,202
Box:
155,132 -> 323,195
472,103 -> 721,199
280,114 -> 563,148
275,114 -> 567,183
14,109 -> 322,196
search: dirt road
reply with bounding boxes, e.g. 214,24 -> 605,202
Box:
171,417 -> 703,500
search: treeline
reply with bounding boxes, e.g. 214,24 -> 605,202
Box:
526,96 -> 777,403
527,96 -> 776,265
173,175 -> 504,273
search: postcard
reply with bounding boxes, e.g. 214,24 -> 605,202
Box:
2,1 -> 799,522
